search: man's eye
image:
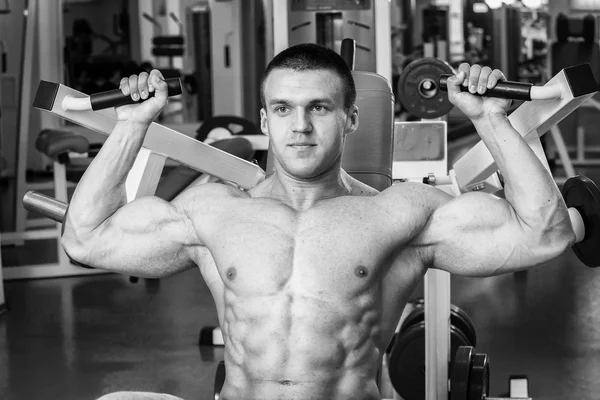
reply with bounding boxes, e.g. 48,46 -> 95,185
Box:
275,106 -> 288,113
312,105 -> 326,112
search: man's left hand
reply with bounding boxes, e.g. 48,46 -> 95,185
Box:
446,63 -> 512,121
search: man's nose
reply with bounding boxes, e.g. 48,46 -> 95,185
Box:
292,110 -> 312,133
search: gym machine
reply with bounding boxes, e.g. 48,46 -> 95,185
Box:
23,59 -> 600,400
31,78 -> 264,197
272,0 -> 392,82
548,13 -> 600,172
392,61 -> 599,400
0,0 -> 76,280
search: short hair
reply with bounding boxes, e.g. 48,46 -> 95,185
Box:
260,43 -> 356,111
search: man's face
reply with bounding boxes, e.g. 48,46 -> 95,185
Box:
260,68 -> 358,180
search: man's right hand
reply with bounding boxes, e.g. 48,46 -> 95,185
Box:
115,69 -> 169,125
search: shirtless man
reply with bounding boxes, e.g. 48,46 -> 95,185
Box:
62,43 -> 576,400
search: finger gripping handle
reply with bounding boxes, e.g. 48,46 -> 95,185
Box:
90,77 -> 182,111
439,74 -> 533,101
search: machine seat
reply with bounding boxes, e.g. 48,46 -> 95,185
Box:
35,129 -> 90,162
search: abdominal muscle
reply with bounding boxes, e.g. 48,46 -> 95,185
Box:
219,287 -> 383,400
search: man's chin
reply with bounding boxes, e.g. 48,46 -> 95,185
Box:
283,164 -> 323,180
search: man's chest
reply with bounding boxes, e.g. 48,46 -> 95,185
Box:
198,198 -> 419,296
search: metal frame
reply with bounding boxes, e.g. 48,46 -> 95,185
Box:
393,64 -> 597,400
3,78 -> 266,280
13,0 -> 38,241
33,82 -> 266,191
453,66 -> 596,190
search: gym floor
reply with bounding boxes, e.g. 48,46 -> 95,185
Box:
1,172 -> 600,400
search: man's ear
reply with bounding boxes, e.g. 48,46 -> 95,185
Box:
344,105 -> 359,136
260,108 -> 269,136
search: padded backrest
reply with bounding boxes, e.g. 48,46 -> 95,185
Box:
342,71 -> 394,191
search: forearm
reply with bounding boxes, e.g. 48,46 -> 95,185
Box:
66,120 -> 150,233
472,115 -> 573,240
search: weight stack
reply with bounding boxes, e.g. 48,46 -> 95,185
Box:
387,300 -> 478,400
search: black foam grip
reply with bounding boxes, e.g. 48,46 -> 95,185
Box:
439,74 -> 533,101
89,77 -> 182,110
341,38 -> 356,71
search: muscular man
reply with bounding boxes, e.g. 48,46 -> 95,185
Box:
63,44 -> 576,400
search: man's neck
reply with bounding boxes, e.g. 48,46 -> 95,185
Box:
262,168 -> 352,211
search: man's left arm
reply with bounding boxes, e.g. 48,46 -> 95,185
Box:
409,184 -> 572,277
408,114 -> 576,276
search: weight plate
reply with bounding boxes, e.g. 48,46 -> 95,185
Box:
388,322 -> 427,400
388,322 -> 471,400
451,305 -> 478,348
398,58 -> 455,119
468,353 -> 490,400
400,300 -> 477,347
562,176 -> 600,267
450,346 -> 474,400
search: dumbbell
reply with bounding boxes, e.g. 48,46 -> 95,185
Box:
451,346 -> 530,400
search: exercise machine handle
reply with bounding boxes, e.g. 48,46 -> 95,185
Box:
61,77 -> 183,111
90,77 -> 182,110
439,74 -> 533,101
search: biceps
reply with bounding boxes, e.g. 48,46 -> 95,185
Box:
82,197 -> 198,267
418,193 -> 531,276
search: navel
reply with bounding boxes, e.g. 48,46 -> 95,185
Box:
354,266 -> 369,278
226,267 -> 237,281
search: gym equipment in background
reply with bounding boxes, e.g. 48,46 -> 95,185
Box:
272,0 -> 392,82
387,299 -> 477,400
549,13 -> 600,174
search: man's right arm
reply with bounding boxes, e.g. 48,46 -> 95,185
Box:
62,188 -> 204,277
62,70 -> 204,277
